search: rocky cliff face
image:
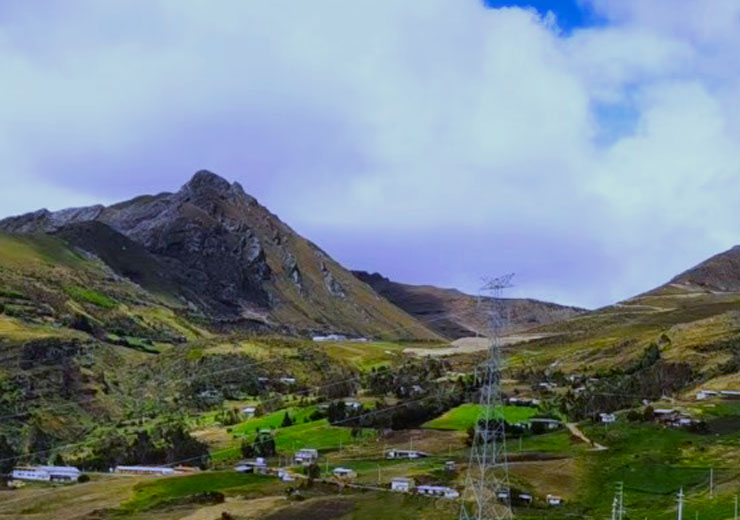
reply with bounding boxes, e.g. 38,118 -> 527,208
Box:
0,171 -> 436,339
353,271 -> 587,339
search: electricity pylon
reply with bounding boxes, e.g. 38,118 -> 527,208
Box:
460,274 -> 515,520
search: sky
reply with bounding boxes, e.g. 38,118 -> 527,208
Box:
2,0 -> 740,309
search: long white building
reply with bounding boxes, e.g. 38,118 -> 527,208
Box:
12,465 -> 81,482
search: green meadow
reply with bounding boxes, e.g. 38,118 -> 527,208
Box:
423,403 -> 539,431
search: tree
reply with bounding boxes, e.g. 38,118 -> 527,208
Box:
0,436 -> 17,485
305,463 -> 321,483
240,437 -> 255,458
252,432 -> 276,458
281,412 -> 293,428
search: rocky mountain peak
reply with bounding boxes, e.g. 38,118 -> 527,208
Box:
178,170 -> 257,209
182,170 -> 232,194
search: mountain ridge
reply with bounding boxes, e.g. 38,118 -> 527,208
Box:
0,171 -> 438,339
353,270 -> 587,339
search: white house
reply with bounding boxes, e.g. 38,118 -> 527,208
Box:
114,465 -> 175,476
696,390 -> 718,400
278,469 -> 296,482
12,466 -> 81,482
242,406 -> 257,417
599,413 -> 617,424
294,448 -> 319,465
720,390 -> 740,398
344,400 -> 363,411
444,461 -> 456,472
496,488 -> 511,501
279,377 -> 296,385
385,449 -> 428,459
391,477 -> 415,492
333,467 -> 357,478
547,494 -> 564,506
417,485 -> 460,499
508,397 -> 540,407
235,457 -> 267,473
518,493 -> 534,504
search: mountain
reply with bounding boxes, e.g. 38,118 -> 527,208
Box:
510,243 -> 740,400
665,246 -> 740,293
352,271 -> 586,339
0,171 -> 437,340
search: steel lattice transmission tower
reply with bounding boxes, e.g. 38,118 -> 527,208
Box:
460,274 -> 515,520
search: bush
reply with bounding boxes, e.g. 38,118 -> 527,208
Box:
64,286 -> 117,309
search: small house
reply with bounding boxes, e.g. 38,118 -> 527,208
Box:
547,494 -> 564,506
235,457 -> 267,473
530,418 -> 562,430
518,493 -> 534,505
278,469 -> 296,482
344,400 -> 363,411
599,413 -> 616,424
417,485 -> 460,499
333,467 -> 357,479
391,477 -> 415,492
720,390 -> 740,399
279,377 -> 296,385
294,448 -> 319,465
385,449 -> 428,460
508,397 -> 540,407
444,461 -> 456,472
696,390 -> 718,400
496,488 -> 511,502
242,406 -> 257,417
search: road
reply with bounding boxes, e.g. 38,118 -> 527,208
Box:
566,422 -> 607,451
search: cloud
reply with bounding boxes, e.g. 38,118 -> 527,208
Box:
1,0 -> 739,308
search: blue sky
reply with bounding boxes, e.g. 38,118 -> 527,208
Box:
2,1 -> 740,308
484,0 -> 597,32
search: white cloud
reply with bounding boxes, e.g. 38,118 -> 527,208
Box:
1,0 -> 740,307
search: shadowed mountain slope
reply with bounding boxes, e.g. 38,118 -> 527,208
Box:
352,271 -> 586,339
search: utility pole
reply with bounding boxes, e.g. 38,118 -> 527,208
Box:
734,494 -> 738,520
459,274 -> 515,520
616,482 -> 625,520
677,487 -> 684,520
377,464 -> 381,486
709,467 -> 714,499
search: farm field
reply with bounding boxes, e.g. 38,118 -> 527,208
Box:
423,404 -> 540,431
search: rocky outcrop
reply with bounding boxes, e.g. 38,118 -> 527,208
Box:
0,171 -> 439,339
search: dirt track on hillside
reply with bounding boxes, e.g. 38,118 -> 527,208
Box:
403,334 -> 558,357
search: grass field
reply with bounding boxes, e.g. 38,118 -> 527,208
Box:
318,340 -> 409,371
423,404 -> 539,431
228,406 -> 320,436
121,471 -> 280,512
212,413 -> 375,462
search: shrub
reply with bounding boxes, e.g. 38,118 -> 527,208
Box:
65,286 -> 117,309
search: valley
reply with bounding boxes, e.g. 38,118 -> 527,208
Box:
4,173 -> 740,519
